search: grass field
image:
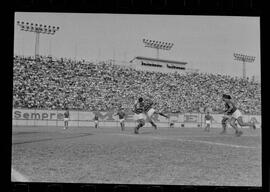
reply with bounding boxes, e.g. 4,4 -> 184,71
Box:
11,124 -> 262,186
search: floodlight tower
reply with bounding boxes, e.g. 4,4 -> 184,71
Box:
17,21 -> 60,58
233,53 -> 255,79
142,38 -> 174,59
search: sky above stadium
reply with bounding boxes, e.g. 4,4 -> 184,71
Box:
14,12 -> 260,78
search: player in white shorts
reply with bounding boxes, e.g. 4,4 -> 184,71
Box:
204,111 -> 213,132
222,94 -> 256,136
114,108 -> 126,131
142,98 -> 169,129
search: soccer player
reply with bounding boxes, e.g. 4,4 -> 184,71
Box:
204,111 -> 213,132
93,113 -> 99,129
114,108 -> 126,131
139,97 -> 169,129
63,108 -> 70,129
163,112 -> 174,128
169,121 -> 174,128
222,94 -> 256,136
133,97 -> 146,134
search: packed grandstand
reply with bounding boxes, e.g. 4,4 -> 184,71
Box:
13,55 -> 261,115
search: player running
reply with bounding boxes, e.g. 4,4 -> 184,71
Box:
114,108 -> 126,131
204,111 -> 214,132
133,97 -> 147,134
222,94 -> 256,136
63,108 -> 70,129
138,97 -> 169,129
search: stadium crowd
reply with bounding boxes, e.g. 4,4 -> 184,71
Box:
13,55 -> 261,115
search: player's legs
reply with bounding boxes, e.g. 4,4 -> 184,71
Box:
120,122 -> 124,131
149,120 -> 157,129
155,111 -> 171,128
232,109 -> 255,129
156,111 -> 169,119
236,116 -> 256,129
64,118 -> 68,129
134,113 -> 146,134
94,120 -> 98,128
120,119 -> 125,131
147,109 -> 157,129
220,116 -> 229,134
166,115 -> 174,128
229,118 -> 243,136
121,122 -> 124,131
205,123 -> 210,132
135,119 -> 145,134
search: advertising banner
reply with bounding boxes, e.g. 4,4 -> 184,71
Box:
12,109 -> 261,129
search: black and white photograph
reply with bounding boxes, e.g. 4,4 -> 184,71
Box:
12,12 -> 261,186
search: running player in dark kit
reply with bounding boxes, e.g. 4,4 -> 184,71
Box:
133,97 -> 146,134
222,94 -> 256,136
138,97 -> 169,129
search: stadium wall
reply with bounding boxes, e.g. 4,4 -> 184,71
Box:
12,108 -> 261,129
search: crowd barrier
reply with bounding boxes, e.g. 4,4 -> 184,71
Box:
12,108 -> 261,129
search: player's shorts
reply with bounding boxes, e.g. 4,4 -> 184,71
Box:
119,119 -> 125,123
205,120 -> 211,125
232,109 -> 242,119
64,118 -> 69,121
146,108 -> 155,118
135,113 -> 146,121
94,120 -> 99,124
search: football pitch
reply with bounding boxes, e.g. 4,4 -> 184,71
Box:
11,124 -> 261,186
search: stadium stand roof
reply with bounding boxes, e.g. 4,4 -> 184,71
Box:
130,56 -> 187,65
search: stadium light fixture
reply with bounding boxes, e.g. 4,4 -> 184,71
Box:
234,53 -> 255,79
17,21 -> 60,58
143,38 -> 174,59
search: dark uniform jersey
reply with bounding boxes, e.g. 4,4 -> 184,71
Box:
205,114 -> 213,121
225,100 -> 237,115
64,111 -> 69,118
143,98 -> 154,112
134,102 -> 145,114
94,115 -> 98,120
116,111 -> 125,119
